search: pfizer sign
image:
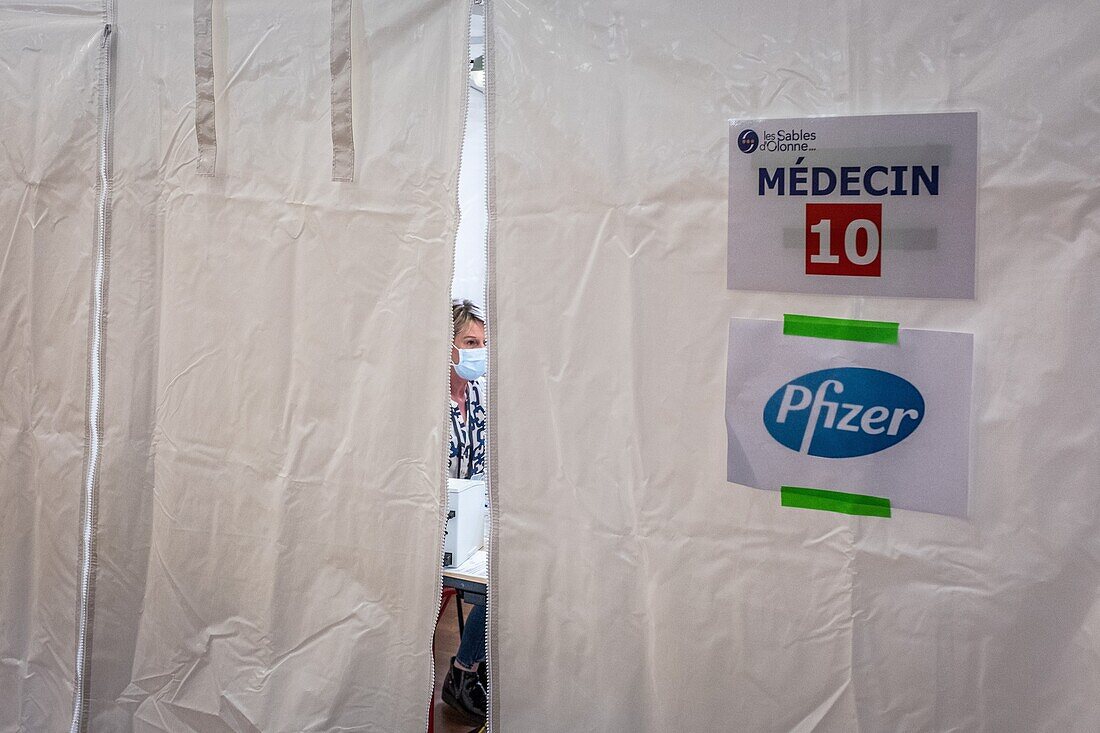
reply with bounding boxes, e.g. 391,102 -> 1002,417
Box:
762,367 -> 924,458
726,317 -> 973,517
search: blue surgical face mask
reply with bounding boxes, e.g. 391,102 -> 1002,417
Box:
452,347 -> 487,381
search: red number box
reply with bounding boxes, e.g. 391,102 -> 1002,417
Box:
805,203 -> 883,277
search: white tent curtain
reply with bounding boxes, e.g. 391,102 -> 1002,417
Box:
487,1 -> 1100,731
0,6 -> 105,729
1,1 -> 469,730
5,0 -> 1100,730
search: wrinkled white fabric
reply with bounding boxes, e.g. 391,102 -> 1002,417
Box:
0,4 -> 104,730
488,2 -> 1100,731
2,1 -> 468,730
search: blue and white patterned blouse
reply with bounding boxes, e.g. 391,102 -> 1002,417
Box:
448,377 -> 486,480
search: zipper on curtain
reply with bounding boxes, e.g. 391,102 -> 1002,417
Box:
481,0 -> 499,728
70,18 -> 115,733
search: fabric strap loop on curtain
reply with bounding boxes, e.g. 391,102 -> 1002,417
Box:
330,0 -> 355,182
193,0 -> 217,176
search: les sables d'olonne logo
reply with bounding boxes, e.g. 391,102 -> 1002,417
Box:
762,367 -> 924,458
737,129 -> 759,154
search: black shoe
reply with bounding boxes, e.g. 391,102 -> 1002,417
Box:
441,656 -> 486,722
477,660 -> 488,692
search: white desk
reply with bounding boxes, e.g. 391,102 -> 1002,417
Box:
442,548 -> 486,605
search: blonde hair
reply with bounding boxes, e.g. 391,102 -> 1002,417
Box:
452,299 -> 485,339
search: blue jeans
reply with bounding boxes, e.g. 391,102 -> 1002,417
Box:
455,601 -> 486,669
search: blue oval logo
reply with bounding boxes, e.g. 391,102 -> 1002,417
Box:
762,367 -> 924,458
737,129 -> 759,154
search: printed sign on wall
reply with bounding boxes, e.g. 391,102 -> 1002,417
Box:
728,112 -> 977,298
726,317 -> 973,517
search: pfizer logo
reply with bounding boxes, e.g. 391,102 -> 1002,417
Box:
762,367 -> 924,458
737,129 -> 759,154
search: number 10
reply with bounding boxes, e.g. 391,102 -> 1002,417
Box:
804,203 -> 883,277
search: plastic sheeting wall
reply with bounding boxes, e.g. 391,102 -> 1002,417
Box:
488,1 -> 1099,731
0,6 -> 104,727
1,1 -> 468,730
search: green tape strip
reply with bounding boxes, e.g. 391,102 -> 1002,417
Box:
781,486 -> 892,517
783,314 -> 899,344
